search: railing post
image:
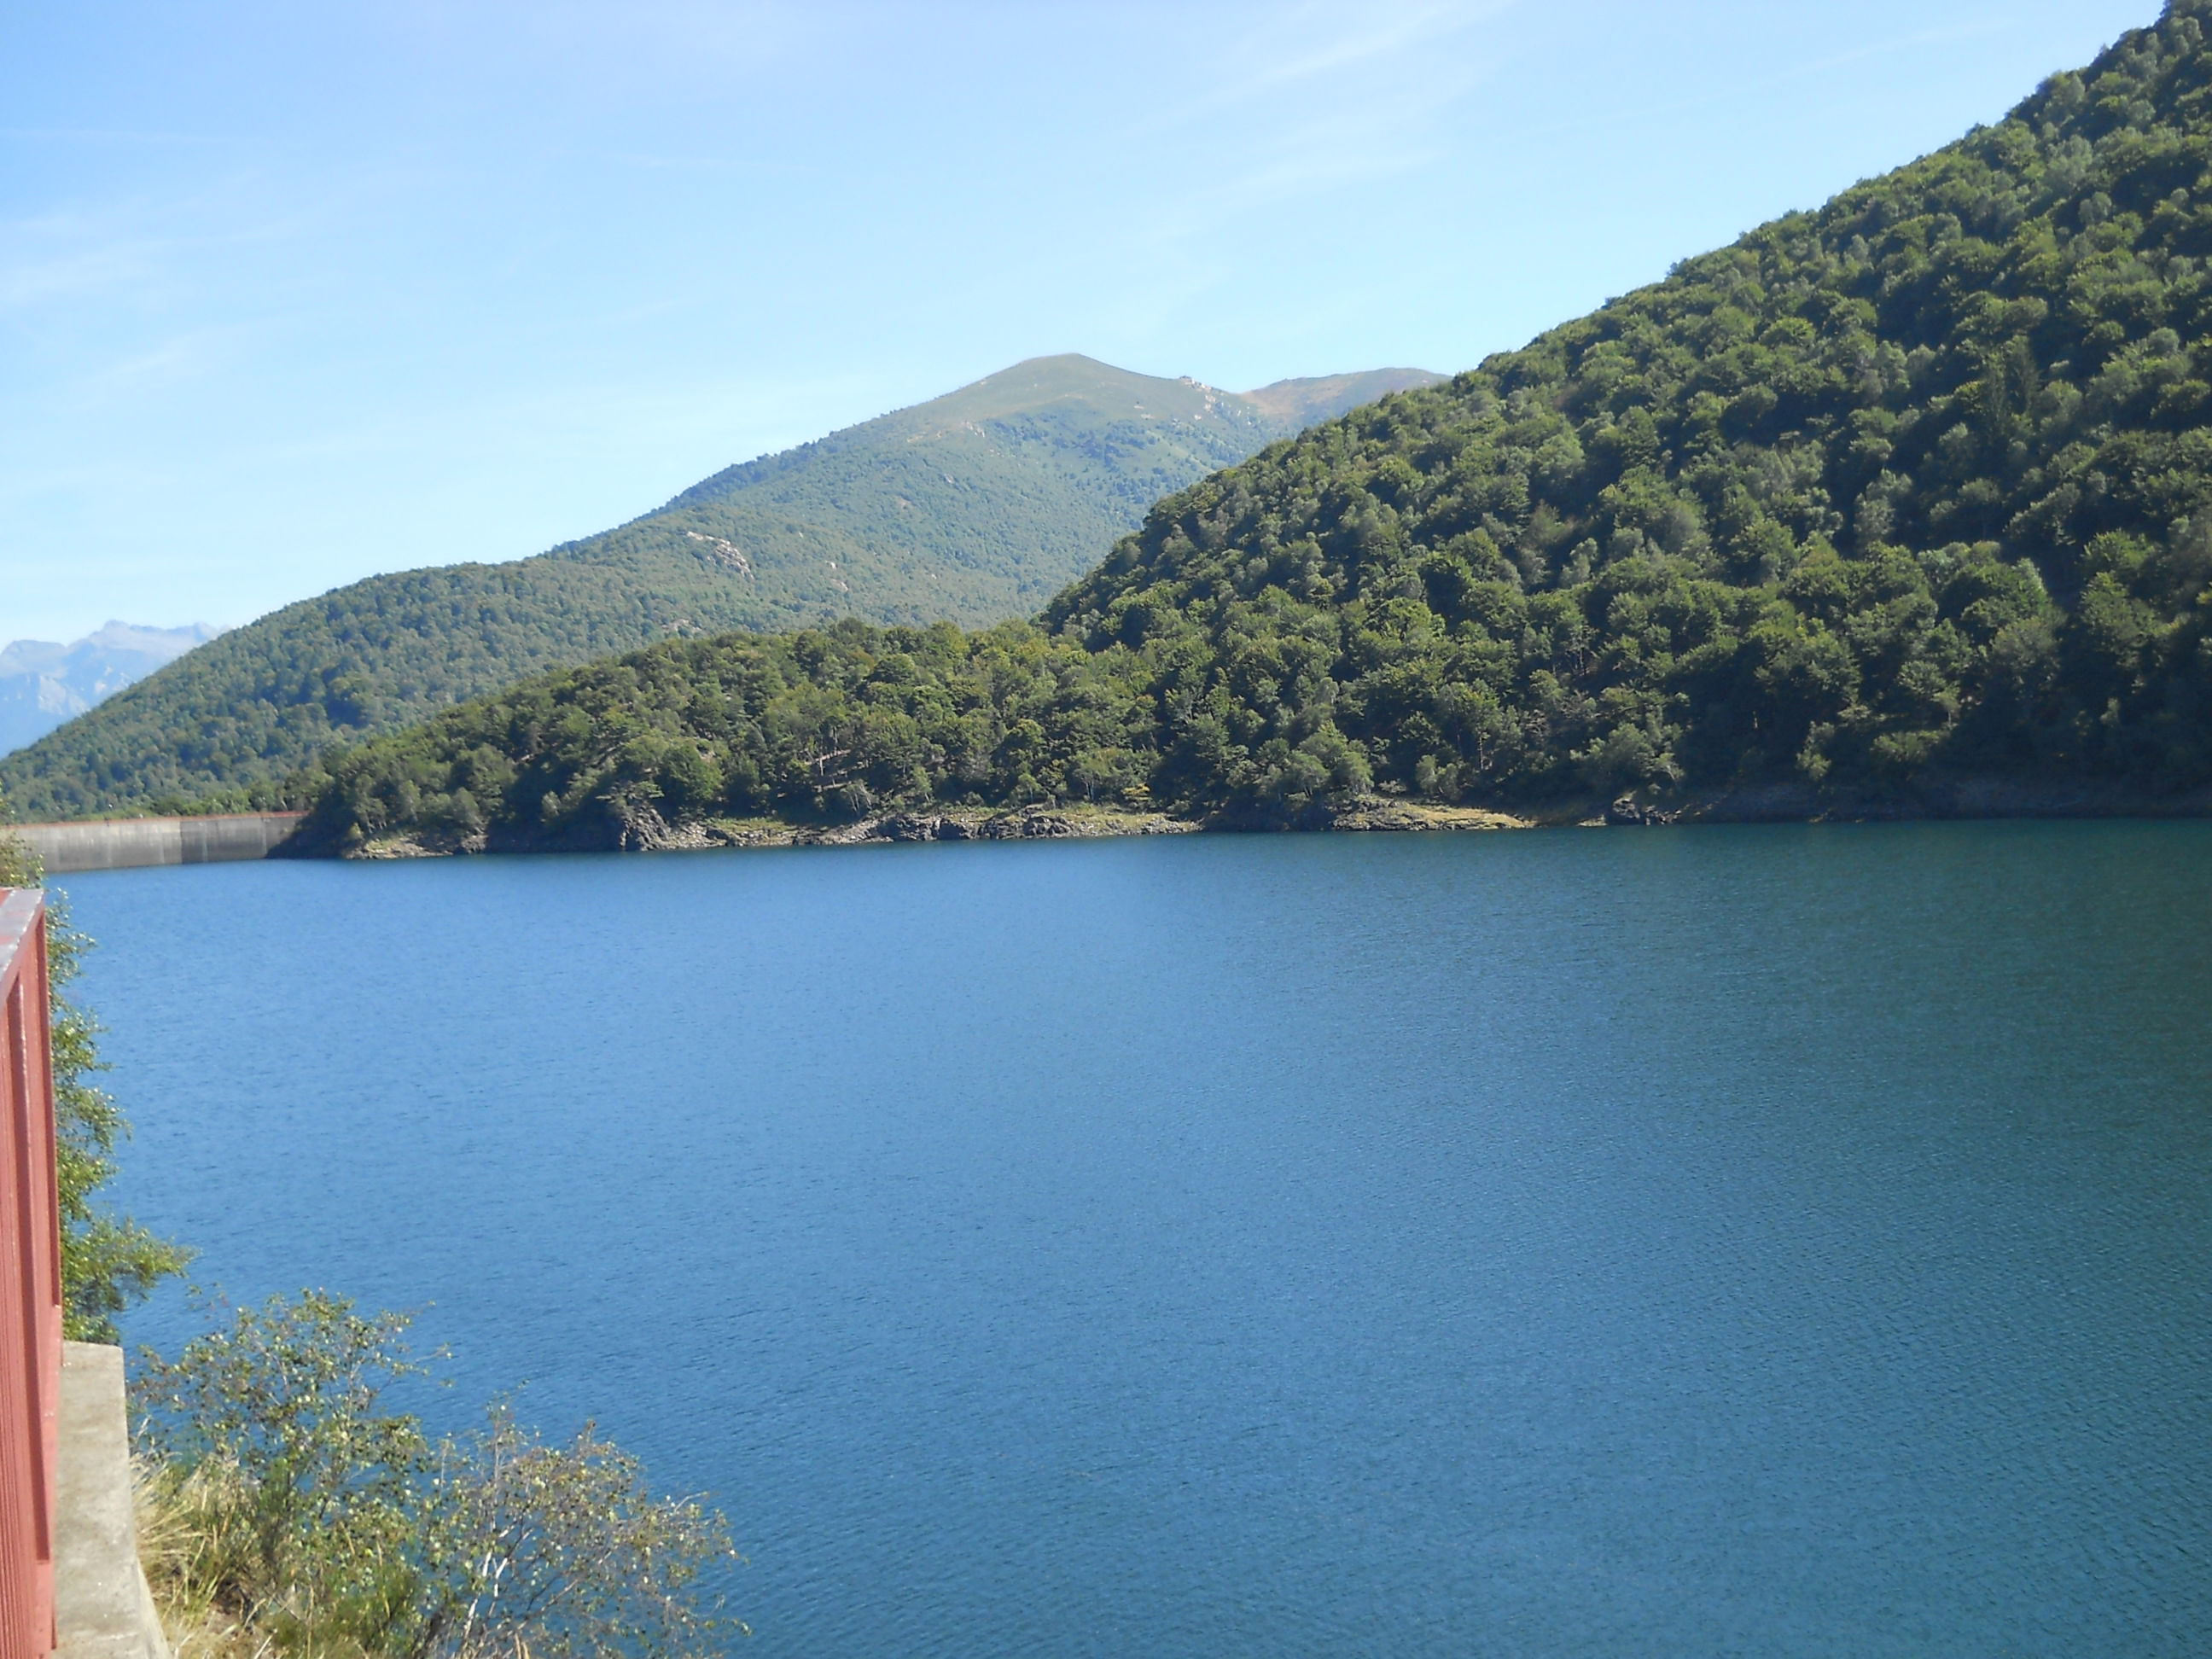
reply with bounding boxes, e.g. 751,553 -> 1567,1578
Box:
0,888 -> 60,1659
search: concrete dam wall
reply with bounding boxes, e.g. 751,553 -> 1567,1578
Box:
11,812 -> 304,874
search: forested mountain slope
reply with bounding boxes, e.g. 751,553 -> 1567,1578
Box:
0,357 -> 1437,818
276,4 -> 2212,851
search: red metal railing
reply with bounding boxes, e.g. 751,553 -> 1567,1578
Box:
0,888 -> 59,1659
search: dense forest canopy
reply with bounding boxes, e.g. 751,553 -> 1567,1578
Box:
1,358 -> 1435,820
1044,3 -> 2212,807
225,6 -> 2212,848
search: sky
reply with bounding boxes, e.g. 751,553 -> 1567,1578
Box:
0,0 -> 2159,645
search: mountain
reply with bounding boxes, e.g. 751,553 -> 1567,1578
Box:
1234,370 -> 1445,431
289,2 -> 2212,855
0,357 -> 1440,818
0,623 -> 223,760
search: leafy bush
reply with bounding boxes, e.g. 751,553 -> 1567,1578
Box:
138,1291 -> 740,1659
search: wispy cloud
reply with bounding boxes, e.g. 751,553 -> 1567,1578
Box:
72,323 -> 275,404
1214,0 -> 1513,102
0,178 -> 333,317
0,237 -> 151,309
1103,0 -> 1516,255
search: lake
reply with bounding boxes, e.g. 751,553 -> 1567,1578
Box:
55,824 -> 2212,1656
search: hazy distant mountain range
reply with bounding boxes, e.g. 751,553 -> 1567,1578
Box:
0,622 -> 224,761
0,357 -> 1440,818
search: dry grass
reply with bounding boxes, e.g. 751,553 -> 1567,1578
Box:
136,1456 -> 293,1659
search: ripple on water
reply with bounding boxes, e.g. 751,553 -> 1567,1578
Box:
61,822 -> 2212,1656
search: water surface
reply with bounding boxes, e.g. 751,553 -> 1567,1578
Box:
60,824 -> 2212,1655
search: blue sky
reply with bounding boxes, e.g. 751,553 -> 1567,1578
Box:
0,0 -> 2157,643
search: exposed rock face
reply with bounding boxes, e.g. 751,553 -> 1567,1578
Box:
874,813 -> 953,841
832,805 -> 1188,845
975,808 -> 1081,841
1329,798 -> 1531,834
1604,795 -> 1680,827
610,800 -> 721,852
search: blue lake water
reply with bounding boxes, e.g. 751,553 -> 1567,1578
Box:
53,824 -> 2212,1655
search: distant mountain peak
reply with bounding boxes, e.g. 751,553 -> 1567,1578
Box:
725,353 -> 1447,463
0,620 -> 224,760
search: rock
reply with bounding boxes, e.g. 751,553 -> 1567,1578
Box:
610,802 -> 732,851
1605,795 -> 1679,826
874,812 -> 946,842
980,807 -> 1081,839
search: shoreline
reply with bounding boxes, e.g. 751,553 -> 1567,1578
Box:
328,774 -> 2212,860
19,780 -> 2203,869
342,800 -> 1529,859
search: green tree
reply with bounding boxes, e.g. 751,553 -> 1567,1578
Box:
0,794 -> 189,1339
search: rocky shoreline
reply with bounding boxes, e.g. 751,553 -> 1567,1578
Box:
345,802 -> 1200,859
338,797 -> 1535,859
326,775 -> 2212,860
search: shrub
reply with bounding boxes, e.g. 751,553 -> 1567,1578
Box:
138,1292 -> 741,1659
